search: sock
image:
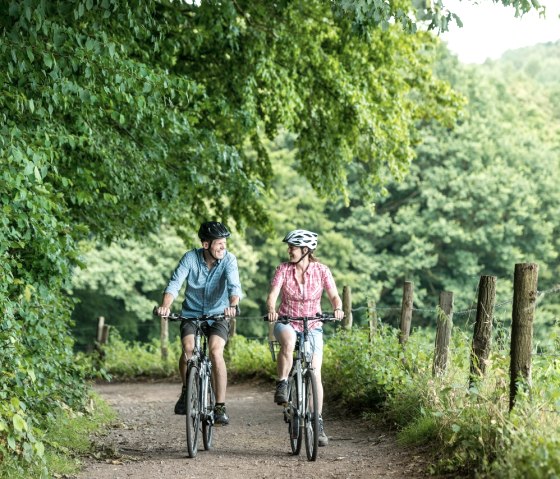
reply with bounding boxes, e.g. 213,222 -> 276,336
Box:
215,402 -> 225,407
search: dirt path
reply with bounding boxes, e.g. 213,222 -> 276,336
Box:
76,380 -> 436,479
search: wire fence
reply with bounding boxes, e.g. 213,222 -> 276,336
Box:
232,281 -> 560,355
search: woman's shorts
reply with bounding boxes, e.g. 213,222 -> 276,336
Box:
273,322 -> 324,356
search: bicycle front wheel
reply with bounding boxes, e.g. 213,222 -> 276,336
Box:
202,367 -> 215,451
304,369 -> 319,461
186,365 -> 200,458
288,377 -> 302,455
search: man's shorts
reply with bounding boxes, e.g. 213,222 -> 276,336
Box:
273,322 -> 324,356
180,318 -> 230,342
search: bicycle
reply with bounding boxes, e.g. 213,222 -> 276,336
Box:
164,312 -> 226,458
265,313 -> 337,461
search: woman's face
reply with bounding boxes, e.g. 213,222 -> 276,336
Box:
287,244 -> 306,262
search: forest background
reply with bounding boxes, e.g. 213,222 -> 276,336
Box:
1,0 -> 560,476
72,40 -> 560,348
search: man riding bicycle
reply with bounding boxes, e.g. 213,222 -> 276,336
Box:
266,229 -> 344,446
155,221 -> 242,426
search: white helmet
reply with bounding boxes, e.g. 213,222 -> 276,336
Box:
282,229 -> 318,250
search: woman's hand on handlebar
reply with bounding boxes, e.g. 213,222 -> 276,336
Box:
334,308 -> 345,321
267,310 -> 278,322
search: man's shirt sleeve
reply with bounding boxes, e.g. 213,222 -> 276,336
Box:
226,254 -> 243,299
164,252 -> 191,299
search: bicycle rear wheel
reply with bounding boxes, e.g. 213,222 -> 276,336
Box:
304,370 -> 319,461
186,365 -> 200,458
288,377 -> 302,455
202,367 -> 215,451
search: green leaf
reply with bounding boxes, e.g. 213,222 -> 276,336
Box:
34,166 -> 42,182
8,435 -> 16,450
12,413 -> 27,432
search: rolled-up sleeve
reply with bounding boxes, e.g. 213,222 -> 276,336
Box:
226,255 -> 243,299
164,253 -> 190,298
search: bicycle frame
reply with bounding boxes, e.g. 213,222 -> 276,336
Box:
166,313 -> 225,458
186,320 -> 213,425
267,313 -> 337,461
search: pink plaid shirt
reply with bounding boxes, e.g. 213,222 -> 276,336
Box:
271,261 -> 336,332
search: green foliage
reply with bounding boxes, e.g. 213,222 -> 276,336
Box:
322,319 -> 560,477
96,329 -> 181,380
225,336 -> 277,380
94,329 -> 276,381
0,392 -> 115,479
322,325 -> 416,409
0,292 -> 89,474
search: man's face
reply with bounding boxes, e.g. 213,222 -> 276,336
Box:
205,238 -> 227,259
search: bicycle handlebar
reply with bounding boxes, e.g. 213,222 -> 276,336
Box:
262,313 -> 339,322
155,311 -> 227,322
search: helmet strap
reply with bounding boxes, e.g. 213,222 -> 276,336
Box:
295,247 -> 310,264
203,242 -> 220,263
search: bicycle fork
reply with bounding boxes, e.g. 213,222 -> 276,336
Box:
287,362 -> 305,439
200,360 -> 213,425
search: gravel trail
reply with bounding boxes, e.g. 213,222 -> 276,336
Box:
76,380 -> 437,479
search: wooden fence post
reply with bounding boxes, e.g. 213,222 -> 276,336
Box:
510,263 -> 538,411
368,300 -> 377,342
100,324 -> 111,344
268,321 -> 276,360
432,291 -> 454,377
399,281 -> 414,347
229,317 -> 237,337
469,275 -> 496,388
161,315 -> 169,360
96,316 -> 105,343
342,286 -> 353,330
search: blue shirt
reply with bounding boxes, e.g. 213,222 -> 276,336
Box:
164,248 -> 243,318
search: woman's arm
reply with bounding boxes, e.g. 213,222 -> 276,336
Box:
326,286 -> 344,320
266,284 -> 282,321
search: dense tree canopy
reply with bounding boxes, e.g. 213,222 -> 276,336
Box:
70,42 -> 560,342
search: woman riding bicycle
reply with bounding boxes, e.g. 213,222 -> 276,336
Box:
266,229 -> 344,447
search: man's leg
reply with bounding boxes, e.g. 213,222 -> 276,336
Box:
208,334 -> 229,425
208,335 -> 227,402
175,333 -> 195,415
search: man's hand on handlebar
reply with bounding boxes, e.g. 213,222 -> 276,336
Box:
224,305 -> 239,319
154,305 -> 171,317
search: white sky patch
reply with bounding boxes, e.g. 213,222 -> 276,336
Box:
440,0 -> 560,63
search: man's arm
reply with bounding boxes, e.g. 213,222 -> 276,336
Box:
155,292 -> 175,317
225,295 -> 240,318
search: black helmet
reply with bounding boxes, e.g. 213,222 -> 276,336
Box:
198,221 -> 231,241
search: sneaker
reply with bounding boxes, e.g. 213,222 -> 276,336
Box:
318,415 -> 328,447
214,404 -> 229,426
274,380 -> 289,404
174,386 -> 187,415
